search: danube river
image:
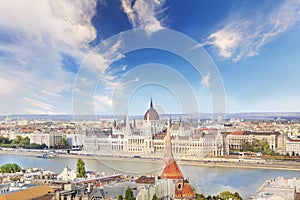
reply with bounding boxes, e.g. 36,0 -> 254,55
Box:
1,154 -> 300,199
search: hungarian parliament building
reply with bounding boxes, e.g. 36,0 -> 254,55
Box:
83,100 -> 228,160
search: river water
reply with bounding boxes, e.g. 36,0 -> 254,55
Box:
1,154 -> 300,199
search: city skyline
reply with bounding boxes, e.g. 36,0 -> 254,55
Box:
0,0 -> 300,115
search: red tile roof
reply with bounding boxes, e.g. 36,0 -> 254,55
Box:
160,159 -> 184,179
135,176 -> 155,184
183,182 -> 196,198
288,139 -> 300,142
230,131 -> 244,135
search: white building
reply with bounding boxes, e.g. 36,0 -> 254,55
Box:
286,138 -> 300,156
23,132 -> 65,148
252,176 -> 300,200
65,133 -> 84,148
136,178 -> 175,200
226,130 -> 280,151
83,99 -> 228,159
57,166 -> 77,181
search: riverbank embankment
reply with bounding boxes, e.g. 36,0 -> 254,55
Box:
1,149 -> 300,171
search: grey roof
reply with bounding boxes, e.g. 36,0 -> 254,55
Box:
113,181 -> 137,188
89,188 -> 105,199
103,186 -> 126,198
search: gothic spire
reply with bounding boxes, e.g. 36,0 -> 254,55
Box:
150,98 -> 153,109
164,118 -> 174,162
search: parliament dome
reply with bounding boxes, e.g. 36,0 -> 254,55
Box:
144,99 -> 159,121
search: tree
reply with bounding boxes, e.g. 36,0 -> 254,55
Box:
233,192 -> 242,200
76,158 -> 86,178
118,195 -> 124,200
242,139 -> 274,155
196,193 -> 206,200
220,191 -> 242,200
125,187 -> 135,200
21,136 -> 30,146
10,176 -> 20,181
41,143 -> 47,149
12,136 -> 22,145
0,136 -> 9,144
62,138 -> 69,149
0,163 -> 21,173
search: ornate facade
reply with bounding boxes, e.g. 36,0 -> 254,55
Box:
83,99 -> 228,159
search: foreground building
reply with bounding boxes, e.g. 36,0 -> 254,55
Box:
251,176 -> 300,200
0,185 -> 54,200
159,120 -> 196,200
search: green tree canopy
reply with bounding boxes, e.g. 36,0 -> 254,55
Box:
21,136 -> 30,146
125,187 -> 135,200
196,193 -> 206,200
0,163 -> 21,173
196,191 -> 242,200
62,138 -> 69,149
76,158 -> 86,178
242,139 -> 274,155
0,136 -> 10,144
11,136 -> 22,145
0,136 -> 46,149
220,191 -> 242,200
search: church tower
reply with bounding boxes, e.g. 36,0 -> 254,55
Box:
160,119 -> 196,199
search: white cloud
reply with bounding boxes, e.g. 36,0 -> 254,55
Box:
0,0 -> 97,114
208,30 -> 241,58
94,95 -> 113,113
23,97 -> 55,111
206,1 -> 300,61
201,73 -> 211,88
121,0 -> 166,33
95,95 -> 112,107
72,36 -> 129,114
41,90 -> 62,97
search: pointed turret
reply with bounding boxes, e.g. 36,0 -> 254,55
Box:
164,118 -> 174,162
160,119 -> 196,199
179,116 -> 183,128
161,119 -> 184,179
150,98 -> 153,108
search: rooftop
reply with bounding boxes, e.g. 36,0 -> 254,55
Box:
0,185 -> 54,200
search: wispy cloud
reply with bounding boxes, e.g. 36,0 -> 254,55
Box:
201,73 -> 210,88
72,36 -> 128,115
206,1 -> 300,61
0,0 -> 97,114
88,0 -> 169,112
23,97 -> 55,112
121,0 -> 167,33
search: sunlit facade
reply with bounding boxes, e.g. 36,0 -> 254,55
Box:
83,99 -> 228,159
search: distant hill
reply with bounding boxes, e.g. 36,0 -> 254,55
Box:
1,112 -> 300,121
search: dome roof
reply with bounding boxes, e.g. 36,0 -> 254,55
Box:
144,99 -> 159,121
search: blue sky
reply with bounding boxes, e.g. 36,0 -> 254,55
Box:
0,0 -> 300,116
